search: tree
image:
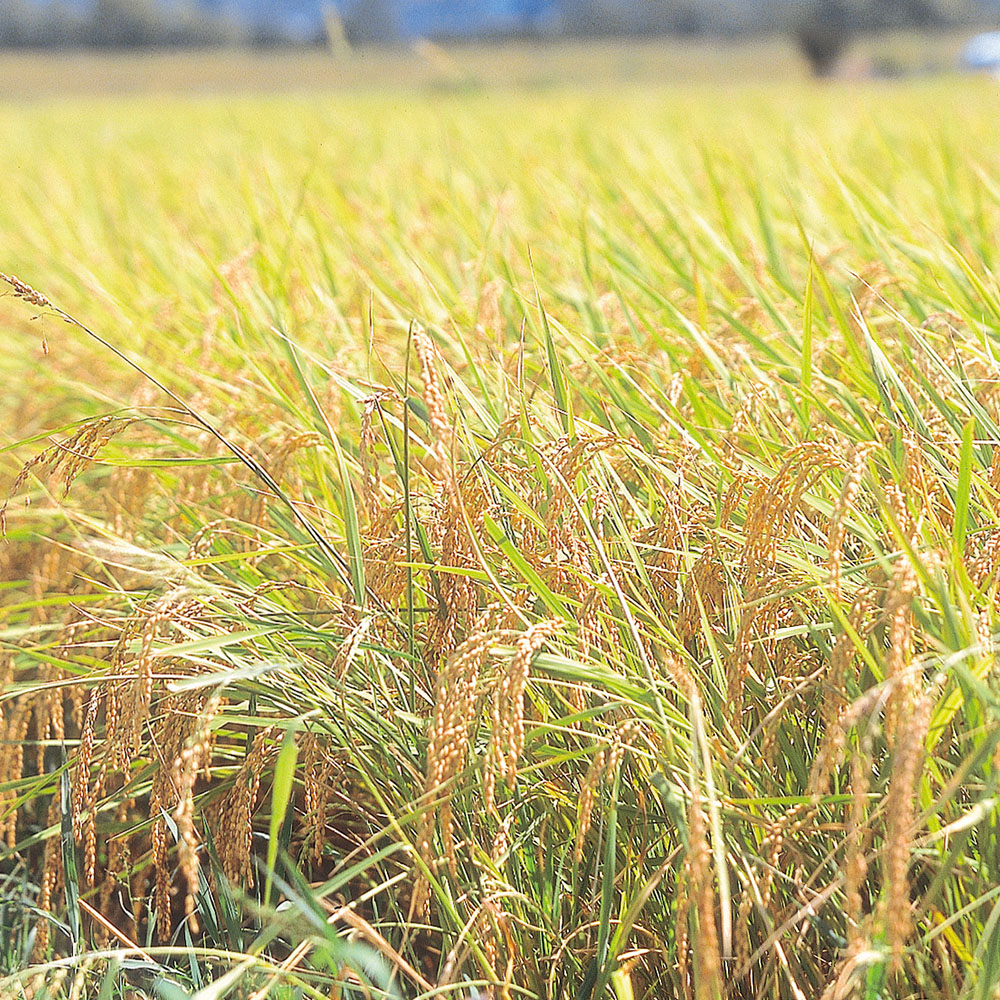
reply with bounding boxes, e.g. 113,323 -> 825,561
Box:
792,0 -> 948,76
791,0 -> 950,76
793,0 -> 854,75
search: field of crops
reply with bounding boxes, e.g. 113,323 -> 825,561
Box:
3,67 -> 1000,999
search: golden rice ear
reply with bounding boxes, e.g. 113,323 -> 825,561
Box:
686,782 -> 722,999
172,691 -> 224,935
574,747 -> 607,866
213,727 -> 280,891
486,619 -> 562,808
0,271 -> 52,309
34,794 -> 64,961
417,629 -> 495,885
828,443 -> 875,600
413,326 -> 453,485
1,416 -> 137,538
0,692 -> 31,850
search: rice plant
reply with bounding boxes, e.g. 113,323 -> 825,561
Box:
2,78 -> 1000,998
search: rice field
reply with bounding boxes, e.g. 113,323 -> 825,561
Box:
3,62 -> 1000,999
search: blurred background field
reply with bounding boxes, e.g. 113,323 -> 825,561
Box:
0,39 -> 811,98
0,31 -> 981,98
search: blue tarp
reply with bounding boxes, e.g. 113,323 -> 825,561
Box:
396,0 -> 556,38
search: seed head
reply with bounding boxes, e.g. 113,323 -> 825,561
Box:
0,271 -> 52,309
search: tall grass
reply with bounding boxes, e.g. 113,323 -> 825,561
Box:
3,79 -> 1000,998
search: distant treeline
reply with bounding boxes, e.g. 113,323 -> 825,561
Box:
0,0 -> 321,48
0,0 -> 995,64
